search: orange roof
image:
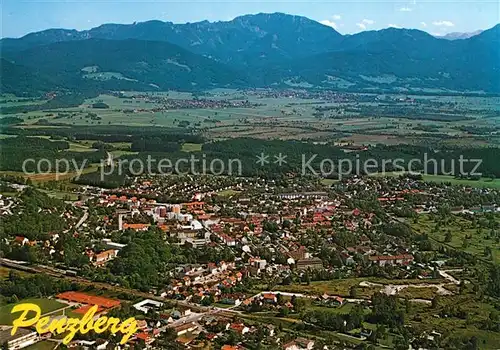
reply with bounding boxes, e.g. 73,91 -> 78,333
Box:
176,336 -> 194,345
230,323 -> 245,332
73,305 -> 104,314
222,346 -> 238,350
184,201 -> 204,207
56,291 -> 120,308
95,249 -> 116,260
123,223 -> 151,230
136,332 -> 150,341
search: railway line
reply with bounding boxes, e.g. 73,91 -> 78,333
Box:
0,258 -> 210,314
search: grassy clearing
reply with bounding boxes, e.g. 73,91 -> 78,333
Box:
372,172 -> 500,189
216,189 -> 241,197
412,214 -> 500,264
407,295 -> 500,348
108,142 -> 133,149
67,142 -> 94,152
214,303 -> 234,309
39,189 -> 79,201
0,134 -> 16,139
422,175 -> 500,189
0,298 -> 67,325
181,143 -> 203,152
0,266 -> 28,279
397,286 -> 440,300
271,277 -> 445,298
321,178 -> 339,186
110,150 -> 138,157
0,164 -> 99,183
308,302 -> 355,315
0,191 -> 18,197
24,340 -> 57,350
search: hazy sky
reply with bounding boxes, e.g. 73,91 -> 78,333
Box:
2,0 -> 499,38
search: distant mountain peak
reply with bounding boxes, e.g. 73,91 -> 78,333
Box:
1,16 -> 499,95
436,30 -> 483,40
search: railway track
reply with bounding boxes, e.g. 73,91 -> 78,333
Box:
0,258 -> 210,313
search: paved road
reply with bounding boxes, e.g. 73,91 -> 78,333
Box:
75,210 -> 89,229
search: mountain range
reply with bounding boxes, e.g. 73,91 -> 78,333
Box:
437,30 -> 484,40
1,13 -> 499,95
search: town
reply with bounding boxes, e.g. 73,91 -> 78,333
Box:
1,4 -> 499,349
1,172 -> 499,349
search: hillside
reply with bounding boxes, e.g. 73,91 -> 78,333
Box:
1,14 -> 499,94
276,27 -> 500,92
0,58 -> 60,96
4,39 -> 246,92
1,13 -> 342,66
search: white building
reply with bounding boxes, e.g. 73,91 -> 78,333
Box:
0,328 -> 39,350
132,299 -> 164,313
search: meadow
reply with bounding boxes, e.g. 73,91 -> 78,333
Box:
269,277 -> 445,299
372,172 -> 500,189
24,341 -> 57,350
0,298 -> 68,325
0,164 -> 100,183
412,214 -> 500,264
2,91 -> 498,147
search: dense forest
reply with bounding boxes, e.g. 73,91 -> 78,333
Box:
0,272 -> 77,304
0,125 -> 497,185
0,136 -> 105,172
2,125 -> 204,144
0,188 -> 68,241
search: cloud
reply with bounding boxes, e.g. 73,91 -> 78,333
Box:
433,20 -> 454,27
388,24 -> 402,28
356,19 -> 375,30
332,14 -> 342,20
399,7 -> 413,12
420,21 -> 427,27
320,20 -> 338,29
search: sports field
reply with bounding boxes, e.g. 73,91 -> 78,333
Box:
0,298 -> 68,325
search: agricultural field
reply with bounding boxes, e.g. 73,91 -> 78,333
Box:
372,172 -> 500,189
181,142 -> 203,152
421,175 -> 500,189
0,164 -> 100,183
0,94 -> 48,108
2,90 -> 499,147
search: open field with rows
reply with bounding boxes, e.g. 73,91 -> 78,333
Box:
2,91 -> 499,147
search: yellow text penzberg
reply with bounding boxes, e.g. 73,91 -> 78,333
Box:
10,303 -> 138,344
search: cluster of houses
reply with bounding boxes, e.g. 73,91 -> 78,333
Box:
2,173 -> 499,349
